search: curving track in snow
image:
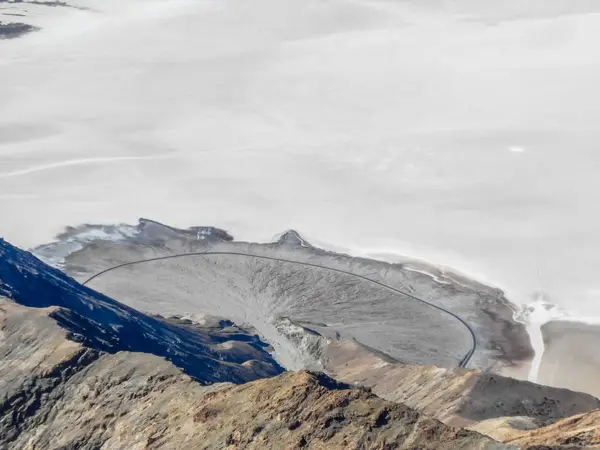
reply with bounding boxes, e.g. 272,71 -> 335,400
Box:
83,251 -> 477,368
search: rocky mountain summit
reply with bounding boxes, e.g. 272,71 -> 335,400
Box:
2,230 -> 600,449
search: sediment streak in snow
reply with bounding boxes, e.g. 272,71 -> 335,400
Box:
0,154 -> 174,179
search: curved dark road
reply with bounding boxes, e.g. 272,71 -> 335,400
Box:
83,251 -> 477,368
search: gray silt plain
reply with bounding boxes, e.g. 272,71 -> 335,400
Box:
36,218 -> 534,373
537,320 -> 600,398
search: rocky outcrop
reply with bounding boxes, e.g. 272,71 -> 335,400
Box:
0,238 -> 283,384
163,371 -> 515,450
322,339 -> 600,428
3,231 -> 600,449
0,300 -> 226,449
508,409 -> 600,448
0,299 -> 516,449
471,410 -> 600,448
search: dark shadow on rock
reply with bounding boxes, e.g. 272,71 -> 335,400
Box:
0,238 -> 284,384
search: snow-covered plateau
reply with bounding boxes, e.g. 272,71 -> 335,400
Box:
3,0 -> 600,395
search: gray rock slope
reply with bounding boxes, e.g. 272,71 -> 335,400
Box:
40,218 -> 533,373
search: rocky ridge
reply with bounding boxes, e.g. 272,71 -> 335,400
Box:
0,238 -> 283,384
0,299 -> 512,449
2,297 -> 599,449
321,339 -> 600,428
2,229 -> 600,448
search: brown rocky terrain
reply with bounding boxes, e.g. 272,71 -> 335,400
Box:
508,410 -> 600,448
3,233 -> 600,449
0,299 -> 515,450
469,409 -> 600,449
4,298 -> 600,449
321,339 -> 600,428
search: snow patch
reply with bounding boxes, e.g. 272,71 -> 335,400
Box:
33,224 -> 139,268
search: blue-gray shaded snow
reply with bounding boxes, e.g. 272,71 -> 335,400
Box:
0,238 -> 284,383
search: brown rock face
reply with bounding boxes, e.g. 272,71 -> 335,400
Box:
507,410 -> 600,448
3,229 -> 600,450
173,371 -> 512,450
322,339 -> 600,428
0,299 -> 515,450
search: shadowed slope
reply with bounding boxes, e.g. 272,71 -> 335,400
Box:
0,238 -> 283,383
